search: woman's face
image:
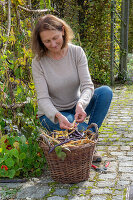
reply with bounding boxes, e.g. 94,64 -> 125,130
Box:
40,29 -> 64,54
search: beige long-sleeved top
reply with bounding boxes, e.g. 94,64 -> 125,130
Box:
32,43 -> 94,123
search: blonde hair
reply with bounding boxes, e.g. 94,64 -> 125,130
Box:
32,14 -> 74,59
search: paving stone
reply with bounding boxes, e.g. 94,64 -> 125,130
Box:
120,138 -> 132,142
16,184 -> 50,199
120,173 -> 133,181
110,134 -> 120,138
72,188 -> 87,196
89,172 -> 96,180
91,195 -> 107,200
110,151 -> 125,156
47,196 -> 65,200
53,188 -> 69,196
68,196 -> 89,200
119,167 -> 133,173
96,146 -> 107,150
128,128 -> 133,131
118,156 -> 133,161
77,181 -> 94,188
112,195 -> 123,200
119,161 -> 133,167
97,180 -> 115,187
120,118 -> 132,121
117,180 -> 130,187
127,152 -> 133,156
124,134 -> 133,138
128,142 -> 133,145
0,182 -> 24,189
120,146 -> 130,150
99,173 -> 117,180
113,190 -> 123,195
102,156 -> 116,161
91,188 -> 112,195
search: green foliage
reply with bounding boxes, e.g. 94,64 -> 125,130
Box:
0,0 -> 53,178
55,146 -> 66,161
0,0 -> 54,136
52,0 -> 112,84
0,134 -> 46,178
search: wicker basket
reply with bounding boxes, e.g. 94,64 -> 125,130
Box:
38,123 -> 98,184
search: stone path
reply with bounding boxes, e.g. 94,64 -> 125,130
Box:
0,84 -> 133,200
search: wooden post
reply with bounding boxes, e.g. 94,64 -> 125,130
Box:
110,0 -> 115,85
119,0 -> 130,81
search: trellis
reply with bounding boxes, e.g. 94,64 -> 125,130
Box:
110,0 -> 130,85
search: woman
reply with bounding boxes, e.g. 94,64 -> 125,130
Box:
32,14 -> 113,161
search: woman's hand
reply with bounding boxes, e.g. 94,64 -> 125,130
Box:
75,102 -> 87,123
55,112 -> 73,129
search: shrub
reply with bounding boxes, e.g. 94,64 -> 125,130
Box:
0,133 -> 46,179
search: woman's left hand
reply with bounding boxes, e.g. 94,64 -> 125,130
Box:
75,102 -> 87,123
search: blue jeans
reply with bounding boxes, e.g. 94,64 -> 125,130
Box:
39,86 -> 113,132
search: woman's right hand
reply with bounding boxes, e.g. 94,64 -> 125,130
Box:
55,112 -> 73,130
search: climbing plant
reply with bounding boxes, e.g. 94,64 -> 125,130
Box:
0,0 -> 52,137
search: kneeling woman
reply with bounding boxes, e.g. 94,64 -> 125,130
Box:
31,14 -> 113,161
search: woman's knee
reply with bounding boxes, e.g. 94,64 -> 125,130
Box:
95,86 -> 113,99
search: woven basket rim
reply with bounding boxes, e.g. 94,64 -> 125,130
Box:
39,136 -> 97,152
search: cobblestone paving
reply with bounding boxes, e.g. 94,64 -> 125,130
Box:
0,85 -> 133,200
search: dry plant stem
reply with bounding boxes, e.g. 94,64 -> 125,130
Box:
40,130 -> 60,144
69,119 -> 76,129
66,139 -> 96,147
40,122 -> 96,149
68,129 -> 76,135
3,0 -> 11,54
90,135 -> 95,140
40,130 -> 71,149
17,5 -> 49,13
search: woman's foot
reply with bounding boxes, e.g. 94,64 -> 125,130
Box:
92,150 -> 102,162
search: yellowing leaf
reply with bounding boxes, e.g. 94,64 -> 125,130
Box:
11,27 -> 14,35
18,0 -> 25,5
0,148 -> 2,153
22,46 -> 26,54
13,142 -> 20,150
29,83 -> 35,90
15,79 -> 20,84
27,30 -> 31,37
10,77 -> 14,82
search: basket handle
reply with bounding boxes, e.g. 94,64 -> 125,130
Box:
86,123 -> 98,140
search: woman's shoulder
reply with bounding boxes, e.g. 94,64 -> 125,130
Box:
68,43 -> 82,50
68,43 -> 84,55
32,55 -> 47,65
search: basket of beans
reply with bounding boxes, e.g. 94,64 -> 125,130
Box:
38,122 -> 98,184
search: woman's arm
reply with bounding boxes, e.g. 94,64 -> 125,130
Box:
32,58 -> 59,123
75,46 -> 94,122
76,46 -> 94,109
